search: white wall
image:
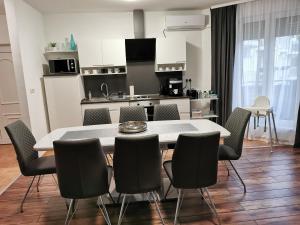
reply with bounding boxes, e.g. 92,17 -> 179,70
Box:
0,15 -> 10,44
145,9 -> 211,90
44,12 -> 134,43
4,0 -> 48,140
43,9 -> 212,91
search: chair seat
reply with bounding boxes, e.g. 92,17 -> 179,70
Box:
163,160 -> 173,182
218,144 -> 239,160
26,156 -> 56,176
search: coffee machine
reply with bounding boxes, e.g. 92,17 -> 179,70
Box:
167,78 -> 183,96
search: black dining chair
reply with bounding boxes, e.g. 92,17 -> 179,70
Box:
119,106 -> 147,123
163,132 -> 221,225
83,108 -> 112,126
114,134 -> 165,225
83,108 -> 113,164
153,104 -> 180,152
5,120 -> 56,213
53,138 -> 113,225
153,104 -> 180,121
218,107 -> 251,193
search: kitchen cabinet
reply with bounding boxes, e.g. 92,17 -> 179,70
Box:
77,39 -> 102,68
44,75 -> 84,131
155,36 -> 186,72
102,39 -> 126,66
77,38 -> 126,68
81,102 -> 129,124
159,98 -> 190,120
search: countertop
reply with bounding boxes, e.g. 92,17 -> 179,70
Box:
81,95 -> 189,104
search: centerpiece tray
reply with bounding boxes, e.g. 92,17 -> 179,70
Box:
119,121 -> 147,133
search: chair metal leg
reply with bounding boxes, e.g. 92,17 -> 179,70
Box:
117,194 -> 128,225
20,176 -> 36,213
204,188 -> 221,225
228,160 -> 246,193
64,199 -> 75,225
51,174 -> 59,187
36,175 -> 41,192
271,112 -> 279,143
150,192 -> 165,225
223,161 -> 230,176
264,116 -> 267,132
254,117 -> 256,129
174,189 -> 183,225
246,119 -> 250,139
164,183 -> 172,200
98,196 -> 112,225
108,192 -> 115,204
267,113 -> 273,152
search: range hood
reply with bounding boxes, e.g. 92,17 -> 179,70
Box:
133,9 -> 145,39
125,10 -> 156,62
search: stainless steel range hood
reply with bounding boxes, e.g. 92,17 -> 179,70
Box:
133,9 -> 145,39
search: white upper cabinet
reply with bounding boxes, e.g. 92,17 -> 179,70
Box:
78,38 -> 126,68
77,39 -> 102,68
102,39 -> 126,66
156,36 -> 186,65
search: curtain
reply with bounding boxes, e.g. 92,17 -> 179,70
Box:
211,5 -> 237,126
233,0 -> 300,144
294,103 -> 300,147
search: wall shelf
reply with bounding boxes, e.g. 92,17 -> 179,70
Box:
81,72 -> 127,76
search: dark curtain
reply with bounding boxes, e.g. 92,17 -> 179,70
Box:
211,5 -> 237,126
294,104 -> 300,148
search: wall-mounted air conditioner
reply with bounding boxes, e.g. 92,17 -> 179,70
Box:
165,15 -> 206,31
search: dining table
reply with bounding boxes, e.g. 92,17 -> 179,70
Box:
34,119 -> 230,203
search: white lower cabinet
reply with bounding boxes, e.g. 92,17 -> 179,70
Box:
159,98 -> 190,120
44,75 -> 84,131
81,102 -> 129,124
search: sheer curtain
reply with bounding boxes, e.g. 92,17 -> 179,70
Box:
233,0 -> 300,144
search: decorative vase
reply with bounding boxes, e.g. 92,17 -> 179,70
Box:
70,34 -> 77,51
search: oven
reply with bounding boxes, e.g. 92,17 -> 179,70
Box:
129,99 -> 159,121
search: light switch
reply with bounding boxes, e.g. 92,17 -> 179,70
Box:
30,88 -> 35,94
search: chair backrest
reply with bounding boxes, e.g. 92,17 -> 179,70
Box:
153,104 -> 180,121
5,120 -> 38,176
53,138 -> 109,199
224,107 -> 251,158
114,134 -> 161,194
172,132 -> 220,189
253,96 -> 270,108
119,106 -> 147,123
83,108 -> 111,126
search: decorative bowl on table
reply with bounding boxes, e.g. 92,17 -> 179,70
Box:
118,121 -> 147,134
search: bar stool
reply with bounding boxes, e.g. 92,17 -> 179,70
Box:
245,96 -> 279,152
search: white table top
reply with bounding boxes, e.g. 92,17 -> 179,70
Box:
34,120 -> 230,151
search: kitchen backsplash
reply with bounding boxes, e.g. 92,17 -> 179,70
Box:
83,61 -> 182,98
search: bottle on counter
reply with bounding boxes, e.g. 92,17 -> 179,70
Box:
88,91 -> 92,100
129,85 -> 135,97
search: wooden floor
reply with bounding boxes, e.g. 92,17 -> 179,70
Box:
1,144 -> 300,224
0,145 -> 19,194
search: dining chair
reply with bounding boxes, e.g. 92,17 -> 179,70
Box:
153,104 -> 180,155
83,108 -> 112,126
53,138 -> 113,225
218,107 -> 251,193
119,106 -> 147,123
5,120 -> 56,213
163,132 -> 221,225
83,108 -> 113,164
114,134 -> 165,225
153,104 -> 180,121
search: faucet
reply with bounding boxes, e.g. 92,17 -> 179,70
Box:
101,83 -> 109,98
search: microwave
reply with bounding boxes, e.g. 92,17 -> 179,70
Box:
49,58 -> 79,74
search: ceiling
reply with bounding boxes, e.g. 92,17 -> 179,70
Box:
23,0 -> 234,13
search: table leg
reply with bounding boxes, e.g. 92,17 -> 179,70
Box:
267,113 -> 273,153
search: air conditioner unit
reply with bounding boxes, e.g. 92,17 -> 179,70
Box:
165,15 -> 206,31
